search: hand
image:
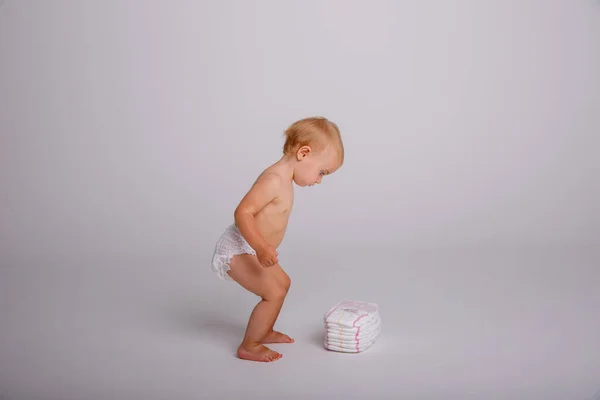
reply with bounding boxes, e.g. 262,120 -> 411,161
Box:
257,245 -> 278,267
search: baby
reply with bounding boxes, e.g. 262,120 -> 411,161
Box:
210,116 -> 344,362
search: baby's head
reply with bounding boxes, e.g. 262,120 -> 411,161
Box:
283,117 -> 344,187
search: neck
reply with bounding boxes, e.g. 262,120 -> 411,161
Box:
275,154 -> 296,182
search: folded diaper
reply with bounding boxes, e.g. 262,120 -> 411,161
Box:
327,323 -> 381,339
325,323 -> 381,337
325,333 -> 379,352
323,299 -> 380,353
326,326 -> 379,341
324,338 -> 376,353
324,299 -> 379,328
326,315 -> 380,335
326,326 -> 380,346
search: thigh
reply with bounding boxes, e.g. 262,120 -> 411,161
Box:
227,254 -> 281,298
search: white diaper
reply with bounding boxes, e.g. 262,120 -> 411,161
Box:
211,223 -> 256,281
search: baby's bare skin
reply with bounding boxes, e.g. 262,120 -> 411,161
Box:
260,330 -> 295,344
227,145 -> 341,362
246,165 -> 295,250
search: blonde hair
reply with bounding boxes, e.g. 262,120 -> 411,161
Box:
283,117 -> 344,164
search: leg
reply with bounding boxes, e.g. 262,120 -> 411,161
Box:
227,254 -> 289,362
261,265 -> 294,344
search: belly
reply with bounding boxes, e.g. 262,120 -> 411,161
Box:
254,212 -> 289,248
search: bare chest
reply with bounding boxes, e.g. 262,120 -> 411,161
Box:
272,186 -> 294,216
254,183 -> 293,247
257,185 -> 294,221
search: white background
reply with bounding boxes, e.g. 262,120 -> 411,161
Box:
1,1 -> 599,399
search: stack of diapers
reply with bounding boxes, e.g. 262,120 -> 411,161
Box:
323,299 -> 380,353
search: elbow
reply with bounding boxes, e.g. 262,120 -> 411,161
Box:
234,207 -> 252,225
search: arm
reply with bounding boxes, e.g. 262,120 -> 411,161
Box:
234,173 -> 281,260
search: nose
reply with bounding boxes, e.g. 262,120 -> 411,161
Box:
316,176 -> 322,184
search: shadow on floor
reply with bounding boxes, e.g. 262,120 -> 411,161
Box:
160,300 -> 245,352
159,298 -> 337,355
309,328 -> 325,349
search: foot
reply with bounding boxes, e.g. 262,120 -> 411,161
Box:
237,344 -> 282,362
260,330 -> 295,344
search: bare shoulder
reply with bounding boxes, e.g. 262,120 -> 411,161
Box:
236,169 -> 286,215
252,168 -> 286,190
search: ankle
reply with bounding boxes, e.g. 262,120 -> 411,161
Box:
240,340 -> 260,349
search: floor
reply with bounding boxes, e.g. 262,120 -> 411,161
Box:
1,245 -> 599,399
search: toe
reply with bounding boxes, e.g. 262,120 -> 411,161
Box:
282,333 -> 293,342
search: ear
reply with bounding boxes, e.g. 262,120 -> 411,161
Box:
296,145 -> 311,160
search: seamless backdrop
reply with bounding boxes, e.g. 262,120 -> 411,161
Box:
1,1 -> 599,399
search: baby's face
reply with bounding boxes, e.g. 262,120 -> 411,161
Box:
294,145 -> 341,187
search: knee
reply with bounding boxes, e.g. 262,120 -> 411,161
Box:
263,284 -> 287,301
282,274 -> 291,293
263,276 -> 290,301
